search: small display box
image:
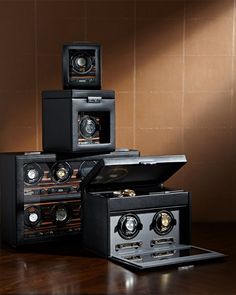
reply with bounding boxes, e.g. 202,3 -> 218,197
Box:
81,155 -> 224,270
42,90 -> 115,154
63,43 -> 101,90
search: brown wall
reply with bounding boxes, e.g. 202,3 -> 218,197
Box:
0,0 -> 235,222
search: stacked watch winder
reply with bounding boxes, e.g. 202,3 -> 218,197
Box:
43,43 -> 115,154
0,150 -> 139,247
0,42 -> 138,247
0,42 -> 224,270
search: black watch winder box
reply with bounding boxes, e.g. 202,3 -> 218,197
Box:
81,155 -> 225,270
63,43 -> 101,90
42,89 -> 115,154
0,149 -> 139,247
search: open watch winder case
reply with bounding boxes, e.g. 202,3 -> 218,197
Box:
81,155 -> 225,270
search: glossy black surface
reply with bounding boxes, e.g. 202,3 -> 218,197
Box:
0,223 -> 233,294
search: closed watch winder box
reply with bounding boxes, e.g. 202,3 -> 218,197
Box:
63,43 -> 101,90
42,90 -> 115,154
0,149 -> 139,247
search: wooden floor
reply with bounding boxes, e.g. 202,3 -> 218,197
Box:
0,223 -> 235,295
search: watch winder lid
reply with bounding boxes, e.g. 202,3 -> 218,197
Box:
42,90 -> 115,99
81,155 -> 187,191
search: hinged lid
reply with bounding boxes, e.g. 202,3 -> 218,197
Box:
81,155 -> 187,191
42,90 -> 114,99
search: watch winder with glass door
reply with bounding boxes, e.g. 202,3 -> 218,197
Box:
0,149 -> 139,247
63,43 -> 101,90
42,89 -> 115,154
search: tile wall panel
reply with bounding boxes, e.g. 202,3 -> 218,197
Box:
135,128 -> 183,156
136,92 -> 182,128
0,1 -> 36,151
184,92 -> 231,128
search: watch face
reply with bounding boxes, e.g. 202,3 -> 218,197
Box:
79,116 -> 98,139
71,53 -> 93,75
117,214 -> 142,240
51,162 -> 72,183
24,163 -> 43,185
55,207 -> 68,222
52,204 -> 70,225
24,206 -> 41,227
152,211 -> 176,235
78,113 -> 101,145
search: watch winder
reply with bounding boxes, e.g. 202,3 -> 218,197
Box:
63,43 -> 101,90
42,89 -> 115,154
81,155 -> 225,270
